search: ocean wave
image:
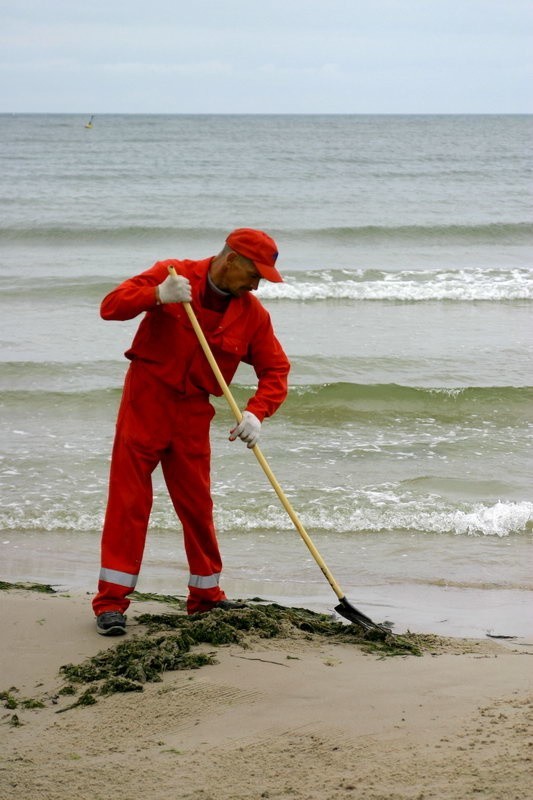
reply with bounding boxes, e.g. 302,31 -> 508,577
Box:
1,267 -> 532,303
279,383 -> 533,422
2,382 -> 532,424
294,222 -> 533,244
258,268 -> 533,302
2,221 -> 532,246
0,361 -> 124,394
214,499 -> 533,538
2,499 -> 531,538
0,224 -> 225,244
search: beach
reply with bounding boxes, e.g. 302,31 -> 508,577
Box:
1,586 -> 532,800
1,113 -> 532,797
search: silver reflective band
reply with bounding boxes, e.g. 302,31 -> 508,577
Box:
188,572 -> 221,589
99,567 -> 138,588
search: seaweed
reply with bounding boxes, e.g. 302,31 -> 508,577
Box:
19,698 -> 45,709
1,689 -> 45,711
0,580 -> 56,594
1,690 -> 19,709
55,689 -> 98,714
130,590 -> 187,610
100,676 -> 144,695
56,602 -> 425,709
137,604 -> 284,640
58,685 -> 77,696
60,628 -> 218,691
2,588 -> 446,721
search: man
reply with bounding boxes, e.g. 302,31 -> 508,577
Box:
92,228 -> 290,635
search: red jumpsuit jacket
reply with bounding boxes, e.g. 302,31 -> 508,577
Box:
100,257 -> 290,420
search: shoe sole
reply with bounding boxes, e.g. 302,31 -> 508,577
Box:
96,624 -> 126,636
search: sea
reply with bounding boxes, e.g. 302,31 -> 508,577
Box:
1,113 -> 532,639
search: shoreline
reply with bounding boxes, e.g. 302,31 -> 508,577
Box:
0,586 -> 532,800
2,527 -> 533,641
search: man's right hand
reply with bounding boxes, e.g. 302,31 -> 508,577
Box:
157,273 -> 192,304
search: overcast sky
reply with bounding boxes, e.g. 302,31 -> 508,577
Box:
1,0 -> 531,114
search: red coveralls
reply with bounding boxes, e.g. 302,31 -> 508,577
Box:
92,257 -> 290,615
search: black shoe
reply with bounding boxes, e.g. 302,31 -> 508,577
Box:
213,599 -> 248,611
96,611 -> 127,636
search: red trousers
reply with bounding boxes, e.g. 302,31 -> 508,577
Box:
92,362 -> 227,616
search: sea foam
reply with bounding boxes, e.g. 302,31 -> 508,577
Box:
258,268 -> 533,302
2,499 -> 531,538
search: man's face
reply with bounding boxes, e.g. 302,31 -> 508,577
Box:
222,253 -> 262,297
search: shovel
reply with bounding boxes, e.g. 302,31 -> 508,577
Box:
170,267 -> 389,635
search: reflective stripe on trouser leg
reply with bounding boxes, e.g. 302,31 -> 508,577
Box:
99,568 -> 138,589
93,567 -> 140,616
188,572 -> 221,590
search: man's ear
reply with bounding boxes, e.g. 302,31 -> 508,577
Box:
225,251 -> 239,266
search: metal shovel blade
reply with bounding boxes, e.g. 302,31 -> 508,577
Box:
335,597 -> 391,638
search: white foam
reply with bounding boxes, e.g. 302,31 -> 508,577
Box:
451,501 -> 533,537
258,268 -> 533,302
1,495 -> 531,539
215,498 -> 533,538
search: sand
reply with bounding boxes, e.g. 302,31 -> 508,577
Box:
0,587 -> 532,800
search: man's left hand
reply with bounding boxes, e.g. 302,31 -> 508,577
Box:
229,411 -> 261,449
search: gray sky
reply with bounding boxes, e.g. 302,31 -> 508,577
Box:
1,0 -> 531,113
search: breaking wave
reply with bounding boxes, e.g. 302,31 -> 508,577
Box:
259,267 -> 533,302
1,499 -> 531,538
2,267 -> 531,303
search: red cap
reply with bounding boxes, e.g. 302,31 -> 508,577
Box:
226,228 -> 283,283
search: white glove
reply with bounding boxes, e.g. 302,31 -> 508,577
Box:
229,411 -> 261,449
157,273 -> 192,304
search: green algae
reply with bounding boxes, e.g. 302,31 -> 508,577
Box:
56,602 -> 425,709
130,590 -> 187,610
1,690 -> 19,709
58,685 -> 77,696
55,689 -> 98,714
60,629 -> 218,691
1,689 -> 45,711
100,676 -> 144,695
19,698 -> 45,709
137,604 -> 284,641
0,580 -> 56,594
2,584 -> 445,720
137,602 -> 423,657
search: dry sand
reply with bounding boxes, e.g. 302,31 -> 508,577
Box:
0,587 -> 532,800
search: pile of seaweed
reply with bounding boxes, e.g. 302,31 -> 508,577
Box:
58,603 -> 427,708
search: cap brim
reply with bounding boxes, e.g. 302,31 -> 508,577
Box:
255,262 -> 283,283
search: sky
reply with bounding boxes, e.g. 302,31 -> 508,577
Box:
0,0 -> 531,114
